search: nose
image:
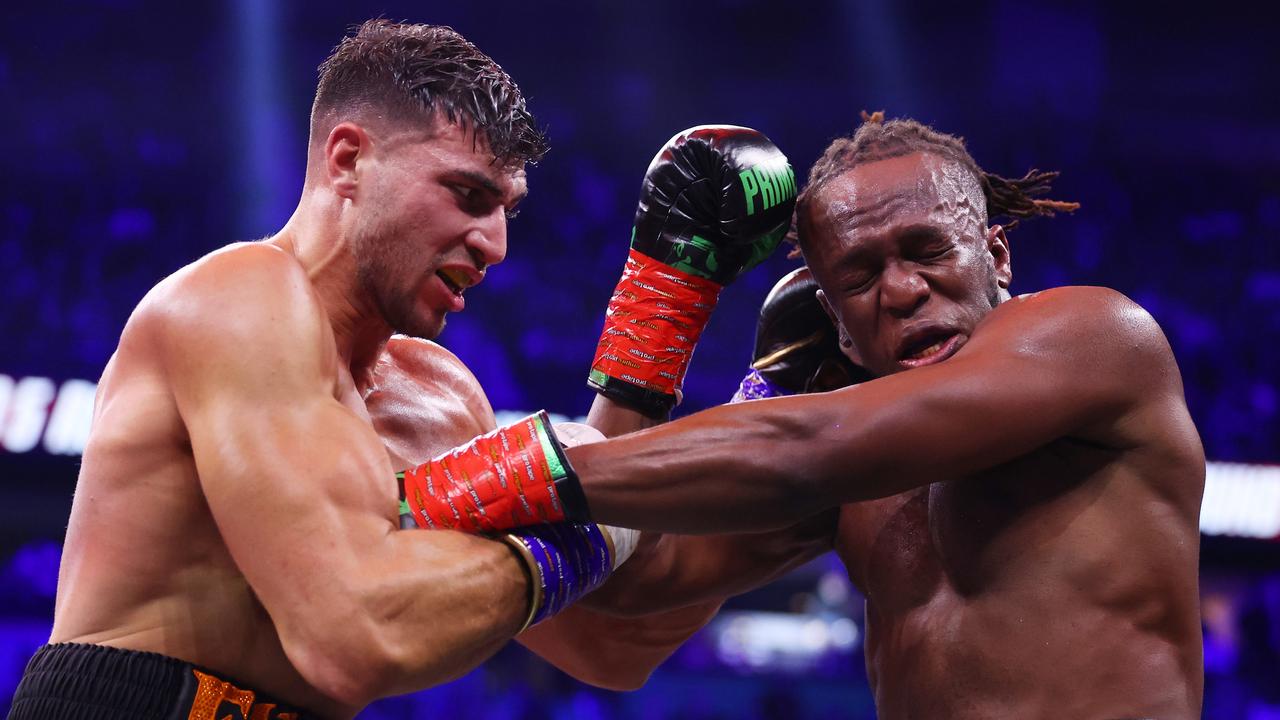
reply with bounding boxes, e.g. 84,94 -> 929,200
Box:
879,261 -> 929,317
467,211 -> 508,269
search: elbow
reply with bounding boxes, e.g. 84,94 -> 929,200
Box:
280,614 -> 418,708
284,636 -> 379,708
566,657 -> 656,692
595,669 -> 653,692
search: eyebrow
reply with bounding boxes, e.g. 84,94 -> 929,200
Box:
896,223 -> 947,243
831,244 -> 875,275
828,223 -> 946,272
453,169 -> 528,206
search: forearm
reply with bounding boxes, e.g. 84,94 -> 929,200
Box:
295,529 -> 527,704
570,393 -> 855,534
586,394 -> 666,438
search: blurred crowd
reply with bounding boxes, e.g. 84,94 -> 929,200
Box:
2,1 -> 1276,717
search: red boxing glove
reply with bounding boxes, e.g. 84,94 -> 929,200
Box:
398,411 -> 589,533
591,248 -> 720,400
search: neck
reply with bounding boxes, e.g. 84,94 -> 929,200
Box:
271,187 -> 390,387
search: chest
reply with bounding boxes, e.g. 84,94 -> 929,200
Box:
835,441 -> 1101,606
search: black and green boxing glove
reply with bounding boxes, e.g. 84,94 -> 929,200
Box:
588,125 -> 796,417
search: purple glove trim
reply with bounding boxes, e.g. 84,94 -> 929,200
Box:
511,522 -> 613,626
730,368 -> 792,403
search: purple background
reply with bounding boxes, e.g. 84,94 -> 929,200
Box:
1,0 -> 1277,717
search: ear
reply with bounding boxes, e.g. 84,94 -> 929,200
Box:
325,122 -> 368,200
816,288 -> 863,366
985,224 -> 1012,290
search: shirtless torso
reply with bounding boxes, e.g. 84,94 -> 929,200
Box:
47,257 -> 685,717
48,244 -> 528,718
544,139 -> 1210,717
573,286 -> 1206,719
835,394 -> 1204,717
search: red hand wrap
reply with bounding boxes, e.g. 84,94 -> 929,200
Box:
590,249 -> 723,395
401,412 -> 569,533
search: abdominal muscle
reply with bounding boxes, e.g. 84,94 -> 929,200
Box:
855,572 -> 1192,719
834,447 -> 1200,719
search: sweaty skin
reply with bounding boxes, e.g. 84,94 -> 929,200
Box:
569,152 -> 1206,718
365,337 -> 749,690
50,119 -> 537,718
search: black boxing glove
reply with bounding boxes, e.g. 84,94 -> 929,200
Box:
731,267 -> 872,402
588,125 -> 796,416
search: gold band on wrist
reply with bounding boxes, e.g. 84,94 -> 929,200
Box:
499,534 -> 542,633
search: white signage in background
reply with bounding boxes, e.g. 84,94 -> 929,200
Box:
1,376 -> 57,453
44,379 -> 97,456
1199,461 -> 1280,539
2,375 -> 1279,539
0,374 -> 97,456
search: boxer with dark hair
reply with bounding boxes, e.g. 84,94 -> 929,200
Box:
7,21 -> 549,720
6,21 -> 790,719
410,114 -> 1206,719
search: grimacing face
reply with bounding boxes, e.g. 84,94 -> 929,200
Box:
802,151 -> 1012,378
350,120 -> 527,340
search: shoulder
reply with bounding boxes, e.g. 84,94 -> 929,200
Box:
147,243 -> 322,334
369,337 -> 496,459
383,336 -> 469,381
996,285 -> 1155,332
155,242 -> 315,314
975,286 -> 1186,434
380,336 -> 487,403
134,242 -> 333,376
983,286 -> 1172,367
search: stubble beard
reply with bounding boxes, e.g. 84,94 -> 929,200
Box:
353,222 -> 445,341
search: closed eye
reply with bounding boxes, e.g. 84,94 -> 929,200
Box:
843,272 -> 876,295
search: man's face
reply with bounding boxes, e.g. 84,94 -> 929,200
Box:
350,120 -> 527,340
803,152 -> 1010,377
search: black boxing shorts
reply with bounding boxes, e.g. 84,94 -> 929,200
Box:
7,643 -> 316,719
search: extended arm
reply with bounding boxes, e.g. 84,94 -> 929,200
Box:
571,287 -> 1167,534
369,338 -> 832,689
162,246 -> 528,707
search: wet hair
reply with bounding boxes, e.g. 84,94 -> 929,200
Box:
312,19 -> 548,167
789,111 -> 1079,253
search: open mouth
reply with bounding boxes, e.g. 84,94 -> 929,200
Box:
436,268 -> 469,296
897,331 -> 962,368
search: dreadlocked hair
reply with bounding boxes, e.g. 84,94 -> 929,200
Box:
787,111 -> 1078,255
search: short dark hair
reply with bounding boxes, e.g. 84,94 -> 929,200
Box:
792,111 -> 1078,251
313,20 -> 548,167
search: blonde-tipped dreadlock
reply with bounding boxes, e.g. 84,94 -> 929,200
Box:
786,111 -> 1079,256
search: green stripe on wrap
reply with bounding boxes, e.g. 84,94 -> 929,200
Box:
534,413 -> 567,481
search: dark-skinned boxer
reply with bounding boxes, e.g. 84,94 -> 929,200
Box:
402,114 -> 1206,718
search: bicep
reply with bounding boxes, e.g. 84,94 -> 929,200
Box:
161,262 -> 397,626
189,394 -> 395,555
